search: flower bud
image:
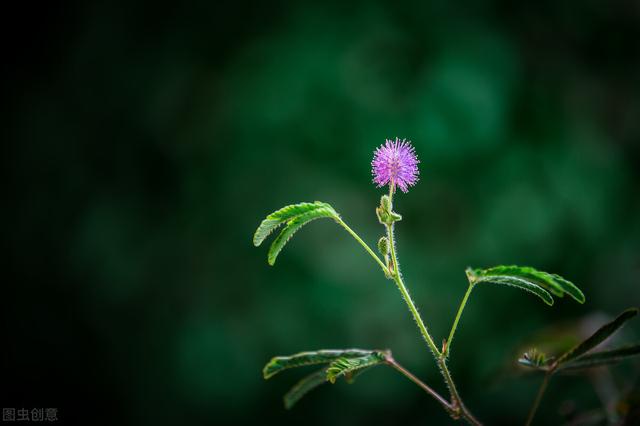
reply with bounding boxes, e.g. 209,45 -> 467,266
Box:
376,195 -> 402,225
380,195 -> 392,212
376,206 -> 390,224
390,212 -> 402,222
377,236 -> 389,256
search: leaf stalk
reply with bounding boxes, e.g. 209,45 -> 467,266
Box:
444,282 -> 476,358
335,217 -> 390,276
525,373 -> 550,426
384,353 -> 453,414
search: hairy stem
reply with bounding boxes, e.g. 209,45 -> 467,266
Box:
385,354 -> 453,414
390,267 -> 440,356
385,187 -> 439,357
525,373 -> 550,426
437,357 -> 482,425
444,283 -> 475,358
336,217 -> 390,276
385,184 -> 481,425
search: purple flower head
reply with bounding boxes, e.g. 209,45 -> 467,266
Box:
371,138 -> 420,193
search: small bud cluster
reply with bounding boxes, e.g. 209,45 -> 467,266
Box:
376,195 -> 402,226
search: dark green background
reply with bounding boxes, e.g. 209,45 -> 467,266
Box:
4,1 -> 639,425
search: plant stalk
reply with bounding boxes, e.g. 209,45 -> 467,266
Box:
437,357 -> 482,425
390,270 -> 440,356
385,185 -> 481,425
444,282 -> 475,358
525,373 -> 550,426
385,186 -> 439,357
385,354 -> 453,414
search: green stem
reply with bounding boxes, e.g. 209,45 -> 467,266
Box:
390,271 -> 440,356
385,186 -> 439,356
385,184 -> 481,426
437,357 -> 481,425
336,217 -> 390,276
525,373 -> 550,426
444,283 -> 475,358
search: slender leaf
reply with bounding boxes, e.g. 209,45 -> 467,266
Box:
267,207 -> 337,265
549,273 -> 585,304
556,308 -> 639,366
558,343 -> 640,371
253,202 -> 332,246
468,265 -> 586,305
281,356 -> 386,409
253,219 -> 283,247
326,352 -> 386,384
263,349 -> 376,379
472,273 -> 554,306
253,201 -> 338,247
473,265 -> 585,302
479,266 -> 565,297
283,369 -> 328,409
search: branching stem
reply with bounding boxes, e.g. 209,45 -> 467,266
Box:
385,184 -> 481,426
385,354 -> 453,414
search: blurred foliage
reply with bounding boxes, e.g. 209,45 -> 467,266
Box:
3,0 -> 640,425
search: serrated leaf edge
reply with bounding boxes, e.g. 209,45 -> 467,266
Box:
253,201 -> 337,247
474,275 -> 554,306
263,349 -> 377,379
325,352 -> 386,384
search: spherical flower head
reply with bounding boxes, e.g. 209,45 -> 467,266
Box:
371,138 -> 420,193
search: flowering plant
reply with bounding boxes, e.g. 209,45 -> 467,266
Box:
253,139 -> 639,425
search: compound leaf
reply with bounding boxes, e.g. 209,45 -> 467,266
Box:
263,349 -> 377,379
265,349 -> 389,409
558,343 -> 640,372
326,352 -> 386,384
556,308 -> 639,366
469,269 -> 553,306
283,369 -> 328,409
254,202 -> 335,246
548,273 -> 585,304
267,208 -> 337,265
252,201 -> 339,265
467,265 -> 586,306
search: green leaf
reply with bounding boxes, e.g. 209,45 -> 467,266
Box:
252,201 -> 339,265
280,355 -> 385,409
325,352 -> 386,384
548,273 -> 585,304
253,219 -> 282,247
267,208 -> 337,265
343,365 -> 375,384
469,270 -> 554,306
283,369 -> 328,409
558,343 -> 640,372
555,308 -> 639,366
467,265 -> 586,306
263,349 -> 376,379
265,349 -> 389,409
253,202 -> 332,246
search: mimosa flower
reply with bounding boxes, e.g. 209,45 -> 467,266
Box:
371,138 -> 419,193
